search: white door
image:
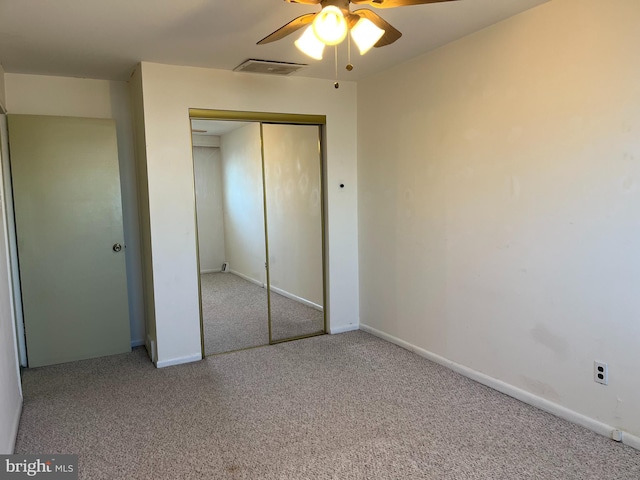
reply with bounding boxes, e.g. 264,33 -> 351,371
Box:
8,114 -> 131,367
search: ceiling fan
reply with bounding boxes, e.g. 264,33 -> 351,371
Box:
258,0 -> 459,58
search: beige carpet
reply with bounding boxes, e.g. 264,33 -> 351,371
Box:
201,272 -> 324,355
15,331 -> 640,479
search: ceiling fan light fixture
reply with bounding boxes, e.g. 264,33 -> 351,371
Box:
312,5 -> 348,46
351,18 -> 385,55
295,26 -> 326,60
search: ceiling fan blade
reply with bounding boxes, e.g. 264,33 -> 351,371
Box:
351,0 -> 458,9
257,13 -> 317,45
351,9 -> 402,47
284,0 -> 321,3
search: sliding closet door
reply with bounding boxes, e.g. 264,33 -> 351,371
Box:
262,123 -> 325,342
194,121 -> 269,355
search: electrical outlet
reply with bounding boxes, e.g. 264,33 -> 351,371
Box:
594,361 -> 608,385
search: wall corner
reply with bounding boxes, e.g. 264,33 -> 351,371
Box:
0,63 -> 6,113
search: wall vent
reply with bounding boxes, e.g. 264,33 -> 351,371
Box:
233,59 -> 307,76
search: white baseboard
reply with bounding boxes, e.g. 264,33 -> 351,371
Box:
269,285 -> 323,312
200,268 -> 221,274
230,270 -> 264,288
360,323 -> 640,452
229,270 -> 322,311
330,324 -> 360,334
623,431 -> 640,450
156,353 -> 202,369
131,338 -> 145,348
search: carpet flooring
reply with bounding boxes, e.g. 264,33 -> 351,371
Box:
15,331 -> 640,479
201,273 -> 324,355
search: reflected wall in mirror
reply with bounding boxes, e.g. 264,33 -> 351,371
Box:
263,124 -> 325,342
191,115 -> 326,357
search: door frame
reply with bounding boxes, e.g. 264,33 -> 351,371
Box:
0,104 -> 27,369
188,109 -> 328,358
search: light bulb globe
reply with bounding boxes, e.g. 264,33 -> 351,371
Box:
351,18 -> 385,55
312,6 -> 348,46
295,26 -> 325,60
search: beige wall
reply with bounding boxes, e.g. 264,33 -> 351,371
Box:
218,122 -> 324,307
220,123 -> 266,284
193,146 -> 226,273
5,74 -> 146,346
263,124 -> 324,307
129,68 -> 156,356
135,62 -> 359,366
358,0 -> 640,443
0,64 -> 5,111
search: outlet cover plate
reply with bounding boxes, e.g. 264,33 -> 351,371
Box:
594,361 -> 608,385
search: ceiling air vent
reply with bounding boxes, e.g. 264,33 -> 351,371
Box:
233,59 -> 307,76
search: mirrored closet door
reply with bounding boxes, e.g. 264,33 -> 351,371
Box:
262,123 -> 325,342
191,114 -> 326,356
192,120 -> 269,355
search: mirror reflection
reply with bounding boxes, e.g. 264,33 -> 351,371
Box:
191,117 -> 325,355
263,124 -> 325,341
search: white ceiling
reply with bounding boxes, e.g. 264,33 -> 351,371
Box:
0,0 -> 548,82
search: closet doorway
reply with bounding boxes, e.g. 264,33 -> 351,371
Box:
190,110 -> 326,356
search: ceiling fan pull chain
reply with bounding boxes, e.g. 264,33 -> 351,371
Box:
346,33 -> 354,72
334,45 -> 339,89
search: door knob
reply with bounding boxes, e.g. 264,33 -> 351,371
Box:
112,243 -> 123,253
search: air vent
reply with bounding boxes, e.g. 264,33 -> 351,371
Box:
233,59 -> 307,76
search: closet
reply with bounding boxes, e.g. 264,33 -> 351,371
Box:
190,111 -> 326,355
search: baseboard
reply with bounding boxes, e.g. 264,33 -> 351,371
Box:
229,270 -> 321,310
330,324 -> 360,334
359,323 -> 640,452
131,338 -> 145,348
622,431 -> 640,450
200,268 -> 221,274
269,285 -> 323,312
156,353 -> 202,369
230,270 -> 264,288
